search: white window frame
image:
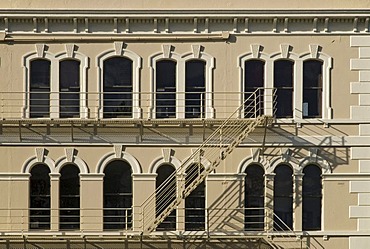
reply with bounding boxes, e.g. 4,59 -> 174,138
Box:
149,51 -> 181,119
97,48 -> 142,119
55,51 -> 89,119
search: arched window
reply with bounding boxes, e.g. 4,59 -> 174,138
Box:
274,60 -> 294,118
244,164 -> 264,231
59,59 -> 80,118
103,57 -> 133,118
274,164 -> 293,230
303,164 -> 322,231
30,164 -> 50,230
303,60 -> 323,118
103,160 -> 132,230
185,163 -> 205,230
244,59 -> 265,118
156,60 -> 177,118
156,164 -> 176,231
30,59 -> 51,118
185,60 -> 205,118
59,164 -> 80,230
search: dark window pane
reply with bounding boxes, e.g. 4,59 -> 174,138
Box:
103,160 -> 132,230
103,57 -> 133,118
185,60 -> 205,118
185,163 -> 205,231
303,60 -> 323,118
244,60 -> 264,118
244,164 -> 265,231
274,60 -> 294,118
30,164 -> 50,230
274,164 -> 293,230
156,164 -> 176,231
303,165 -> 322,230
30,59 -> 51,118
60,60 -> 80,118
156,60 -> 176,118
60,164 -> 80,230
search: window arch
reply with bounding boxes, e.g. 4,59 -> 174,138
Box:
156,163 -> 176,231
30,59 -> 51,118
244,59 -> 265,118
185,163 -> 205,231
59,164 -> 80,230
274,59 -> 294,118
59,59 -> 80,118
274,164 -> 293,230
303,164 -> 322,231
30,164 -> 51,230
303,59 -> 323,118
103,57 -> 133,118
185,59 -> 206,118
156,60 -> 177,118
103,160 -> 132,230
97,47 -> 142,119
244,164 -> 265,231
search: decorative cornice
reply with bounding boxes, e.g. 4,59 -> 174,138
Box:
1,13 -> 370,39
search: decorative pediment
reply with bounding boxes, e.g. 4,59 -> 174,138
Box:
309,44 -> 321,58
162,44 -> 173,59
65,44 -> 75,58
114,41 -> 125,56
280,44 -> 291,58
65,148 -> 76,162
250,44 -> 262,58
114,144 -> 126,158
35,44 -> 45,58
192,44 -> 202,58
35,147 -> 45,162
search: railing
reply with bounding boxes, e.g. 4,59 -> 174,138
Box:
0,89 -> 276,120
0,207 -> 312,248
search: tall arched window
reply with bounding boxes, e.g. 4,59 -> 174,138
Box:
60,59 -> 80,118
244,164 -> 265,231
274,164 -> 293,230
30,59 -> 51,118
59,164 -> 80,230
30,164 -> 50,230
185,60 -> 205,118
103,57 -> 133,118
244,59 -> 265,118
156,60 -> 177,118
185,163 -> 205,230
303,60 -> 323,118
156,164 -> 176,231
103,160 -> 132,230
303,164 -> 322,231
274,60 -> 294,118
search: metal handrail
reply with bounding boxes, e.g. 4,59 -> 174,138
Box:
0,90 -> 276,120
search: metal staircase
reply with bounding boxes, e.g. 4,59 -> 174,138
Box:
140,89 -> 274,233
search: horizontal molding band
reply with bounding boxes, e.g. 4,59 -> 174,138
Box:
0,9 -> 370,17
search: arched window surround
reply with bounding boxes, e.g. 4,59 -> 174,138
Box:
55,51 -> 89,118
238,45 -> 332,120
96,151 -> 142,174
298,52 -> 332,120
23,48 -> 89,119
270,52 -> 299,119
23,52 -> 56,118
238,52 -> 271,117
97,48 -> 142,119
181,51 -> 215,119
149,52 -> 181,119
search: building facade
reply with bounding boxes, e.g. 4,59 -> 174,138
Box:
0,0 -> 369,248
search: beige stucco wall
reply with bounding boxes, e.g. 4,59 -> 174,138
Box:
0,0 -> 369,9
